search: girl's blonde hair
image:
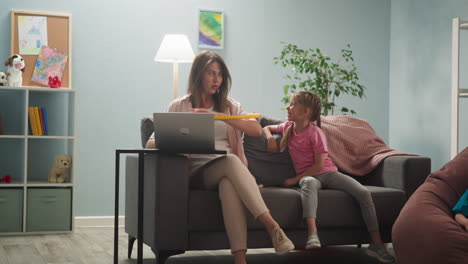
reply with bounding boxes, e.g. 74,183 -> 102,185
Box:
280,91 -> 322,152
187,50 -> 232,113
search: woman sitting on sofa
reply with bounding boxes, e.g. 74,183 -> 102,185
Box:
146,50 -> 294,264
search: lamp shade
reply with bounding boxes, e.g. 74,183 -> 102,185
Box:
154,34 -> 195,63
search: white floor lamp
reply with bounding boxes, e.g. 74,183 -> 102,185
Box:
154,34 -> 195,99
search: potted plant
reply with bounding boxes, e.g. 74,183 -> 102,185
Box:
274,43 -> 366,115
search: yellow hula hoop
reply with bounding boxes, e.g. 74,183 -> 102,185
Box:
214,114 -> 262,120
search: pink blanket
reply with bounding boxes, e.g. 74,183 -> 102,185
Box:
321,115 -> 412,176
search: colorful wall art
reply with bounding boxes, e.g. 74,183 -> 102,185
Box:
31,46 -> 68,86
18,16 -> 48,55
198,9 -> 224,49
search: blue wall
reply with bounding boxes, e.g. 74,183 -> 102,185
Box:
0,0 -> 391,216
389,0 -> 468,171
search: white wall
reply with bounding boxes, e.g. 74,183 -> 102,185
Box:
389,0 -> 468,170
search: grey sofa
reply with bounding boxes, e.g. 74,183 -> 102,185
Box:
125,117 -> 431,264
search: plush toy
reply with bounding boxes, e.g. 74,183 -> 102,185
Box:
0,72 -> 7,86
48,154 -> 72,183
4,54 -> 25,87
0,174 -> 12,184
48,76 -> 62,88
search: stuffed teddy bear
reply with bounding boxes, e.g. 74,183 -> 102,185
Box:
48,154 -> 72,183
4,54 -> 25,87
0,72 -> 7,86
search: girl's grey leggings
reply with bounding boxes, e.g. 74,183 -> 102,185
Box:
299,171 -> 379,232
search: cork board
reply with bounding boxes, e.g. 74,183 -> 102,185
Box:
10,10 -> 72,88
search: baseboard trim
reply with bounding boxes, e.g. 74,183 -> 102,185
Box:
75,216 -> 125,227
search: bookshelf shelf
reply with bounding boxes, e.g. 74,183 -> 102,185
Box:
0,135 -> 26,139
27,136 -> 75,139
0,85 -> 76,235
0,86 -> 76,92
0,184 -> 25,188
26,182 -> 73,187
28,87 -> 76,93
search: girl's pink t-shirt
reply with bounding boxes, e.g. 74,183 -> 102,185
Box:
277,121 -> 338,176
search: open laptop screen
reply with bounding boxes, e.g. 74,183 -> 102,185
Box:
153,112 -> 225,154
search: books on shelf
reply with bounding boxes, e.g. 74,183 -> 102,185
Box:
28,107 -> 38,135
34,107 -> 43,136
42,108 -> 48,136
28,106 -> 48,136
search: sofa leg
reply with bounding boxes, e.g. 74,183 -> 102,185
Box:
128,235 -> 136,258
152,249 -> 185,264
357,244 -> 362,248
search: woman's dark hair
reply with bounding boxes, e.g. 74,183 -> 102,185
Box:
187,50 -> 232,112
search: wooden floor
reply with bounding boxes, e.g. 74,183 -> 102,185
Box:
0,227 -> 398,264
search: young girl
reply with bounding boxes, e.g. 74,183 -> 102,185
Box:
454,189 -> 468,231
263,91 -> 395,263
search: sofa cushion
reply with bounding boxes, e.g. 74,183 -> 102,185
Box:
141,117 -> 154,148
244,116 -> 296,186
188,186 -> 406,231
243,134 -> 296,186
258,116 -> 285,127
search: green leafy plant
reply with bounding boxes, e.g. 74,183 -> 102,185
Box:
274,43 -> 366,115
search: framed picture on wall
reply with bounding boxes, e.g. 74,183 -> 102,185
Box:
198,9 -> 224,49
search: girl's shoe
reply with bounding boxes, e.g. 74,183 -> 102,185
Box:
366,243 -> 396,263
305,233 -> 321,249
271,227 -> 295,254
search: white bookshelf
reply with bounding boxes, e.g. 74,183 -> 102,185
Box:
0,86 -> 76,234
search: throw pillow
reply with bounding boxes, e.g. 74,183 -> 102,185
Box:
243,116 -> 295,186
259,116 -> 285,128
140,117 -> 154,148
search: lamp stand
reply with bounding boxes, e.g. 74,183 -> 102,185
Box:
172,62 -> 179,99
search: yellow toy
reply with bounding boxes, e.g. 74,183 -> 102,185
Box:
214,114 -> 261,120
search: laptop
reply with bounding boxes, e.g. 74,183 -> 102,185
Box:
153,112 -> 227,154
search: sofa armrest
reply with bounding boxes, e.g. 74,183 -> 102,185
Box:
125,152 -> 190,250
364,155 -> 431,198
